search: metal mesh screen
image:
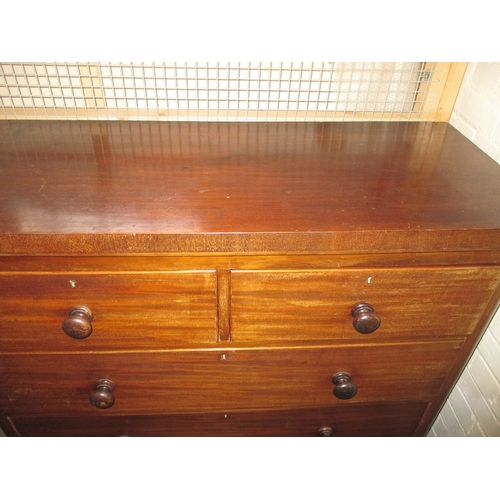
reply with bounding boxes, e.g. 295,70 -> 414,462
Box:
0,62 -> 444,121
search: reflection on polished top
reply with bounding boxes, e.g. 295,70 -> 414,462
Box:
0,120 -> 500,254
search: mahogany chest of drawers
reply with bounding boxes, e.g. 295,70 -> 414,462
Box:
1,120 -> 500,436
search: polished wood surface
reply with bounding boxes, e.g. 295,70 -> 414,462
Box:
230,267 -> 500,343
0,270 -> 218,351
1,121 -> 500,254
1,120 -> 500,437
2,402 -> 428,437
0,340 -> 464,415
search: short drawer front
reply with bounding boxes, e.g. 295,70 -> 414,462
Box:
230,267 -> 500,343
2,402 -> 427,437
0,339 -> 464,415
0,271 -> 218,351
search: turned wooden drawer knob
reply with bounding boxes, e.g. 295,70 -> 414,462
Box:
332,372 -> 357,400
62,305 -> 94,339
351,302 -> 381,334
89,379 -> 115,409
317,426 -> 333,437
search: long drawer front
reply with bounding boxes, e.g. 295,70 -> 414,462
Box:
230,267 -> 500,343
0,340 -> 464,416
2,402 -> 428,437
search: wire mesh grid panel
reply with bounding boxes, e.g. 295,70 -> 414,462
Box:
0,62 -> 450,121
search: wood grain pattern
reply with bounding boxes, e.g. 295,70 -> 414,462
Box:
1,120 -> 500,436
3,252 -> 500,273
216,270 -> 231,342
0,340 -> 464,415
2,402 -> 427,437
230,267 -> 500,343
1,121 -> 500,254
0,271 -> 218,351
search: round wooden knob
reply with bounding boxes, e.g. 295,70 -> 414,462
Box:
317,426 -> 333,437
332,372 -> 357,400
351,302 -> 380,334
89,379 -> 115,409
62,306 -> 93,339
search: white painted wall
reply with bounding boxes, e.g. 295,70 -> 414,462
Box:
428,62 -> 500,436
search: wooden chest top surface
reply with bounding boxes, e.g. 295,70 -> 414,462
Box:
1,120 -> 500,254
